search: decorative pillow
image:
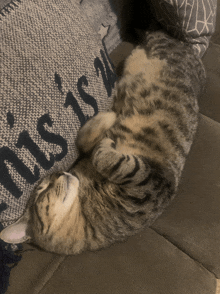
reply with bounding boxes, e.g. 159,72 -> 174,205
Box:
80,0 -> 121,54
0,0 -> 116,228
150,0 -> 218,57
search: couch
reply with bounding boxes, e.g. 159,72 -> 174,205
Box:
4,1 -> 220,294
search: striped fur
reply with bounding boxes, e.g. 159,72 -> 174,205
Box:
1,31 -> 206,254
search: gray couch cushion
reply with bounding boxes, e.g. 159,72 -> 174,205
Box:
152,114 -> 220,278
7,228 -> 216,294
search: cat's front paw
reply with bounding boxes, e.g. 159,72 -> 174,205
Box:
76,111 -> 117,153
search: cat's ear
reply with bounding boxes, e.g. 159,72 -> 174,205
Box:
0,210 -> 31,244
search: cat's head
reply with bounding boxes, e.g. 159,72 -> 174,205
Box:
0,170 -> 87,254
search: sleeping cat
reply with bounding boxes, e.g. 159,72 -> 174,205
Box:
0,30 -> 206,254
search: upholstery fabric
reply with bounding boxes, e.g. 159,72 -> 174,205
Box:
0,0 -> 116,227
152,114 -> 220,278
7,230 -> 216,294
80,0 -> 121,54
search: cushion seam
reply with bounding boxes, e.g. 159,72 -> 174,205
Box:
30,255 -> 66,294
151,226 -> 218,279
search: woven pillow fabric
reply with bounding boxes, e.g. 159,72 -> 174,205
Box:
0,0 -> 116,227
150,0 -> 218,57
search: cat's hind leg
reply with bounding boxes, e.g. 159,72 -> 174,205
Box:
76,112 -> 117,153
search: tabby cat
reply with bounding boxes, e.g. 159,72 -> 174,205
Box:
0,30 -> 206,254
